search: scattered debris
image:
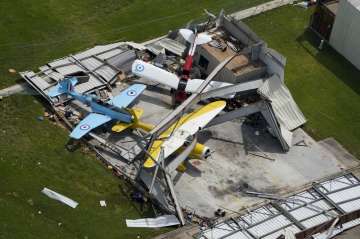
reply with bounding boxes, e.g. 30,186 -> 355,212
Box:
99,200 -> 107,207
8,68 -> 17,74
294,0 -> 317,8
27,198 -> 34,206
214,209 -> 226,217
41,187 -> 78,208
126,215 -> 180,228
37,116 -> 44,121
294,139 -> 308,147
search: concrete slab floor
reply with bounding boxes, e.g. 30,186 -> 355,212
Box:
334,225 -> 360,239
170,122 -> 358,218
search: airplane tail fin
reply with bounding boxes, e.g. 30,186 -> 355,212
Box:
48,77 -> 78,98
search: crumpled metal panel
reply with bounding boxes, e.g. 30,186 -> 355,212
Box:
197,173 -> 360,239
258,75 -> 306,131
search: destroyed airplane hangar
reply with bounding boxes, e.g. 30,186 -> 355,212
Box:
20,11 -> 357,234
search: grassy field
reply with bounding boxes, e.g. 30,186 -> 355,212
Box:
244,6 -> 360,158
0,1 -> 269,239
0,0 -> 267,89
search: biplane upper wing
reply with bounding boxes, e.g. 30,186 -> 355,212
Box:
144,101 -> 226,168
70,113 -> 112,139
108,84 -> 146,109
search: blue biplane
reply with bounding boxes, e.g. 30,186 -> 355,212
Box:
48,77 -> 146,139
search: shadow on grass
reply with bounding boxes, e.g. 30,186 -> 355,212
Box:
296,29 -> 360,95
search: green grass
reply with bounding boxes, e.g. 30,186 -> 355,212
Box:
244,6 -> 360,158
0,1 -> 270,238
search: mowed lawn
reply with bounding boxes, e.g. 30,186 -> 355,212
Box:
245,6 -> 360,158
0,1 -> 269,239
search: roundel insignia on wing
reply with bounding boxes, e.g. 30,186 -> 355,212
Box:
80,124 -> 91,130
135,64 -> 144,72
127,89 -> 137,96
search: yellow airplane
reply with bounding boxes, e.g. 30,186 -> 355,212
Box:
112,101 -> 226,169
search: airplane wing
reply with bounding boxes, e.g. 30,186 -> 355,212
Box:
185,79 -> 234,97
144,101 -> 226,168
70,113 -> 112,139
108,84 -> 146,109
132,60 -> 180,89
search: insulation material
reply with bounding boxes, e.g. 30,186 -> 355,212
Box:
258,75 -> 306,131
126,215 -> 180,228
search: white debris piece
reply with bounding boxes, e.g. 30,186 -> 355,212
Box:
99,200 -> 107,207
41,187 -> 78,208
126,215 -> 180,228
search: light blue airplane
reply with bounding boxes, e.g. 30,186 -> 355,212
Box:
48,77 -> 146,139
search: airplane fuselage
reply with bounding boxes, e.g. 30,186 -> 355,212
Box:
70,91 -> 133,123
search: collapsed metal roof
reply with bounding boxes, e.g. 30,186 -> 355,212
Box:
20,42 -> 136,104
196,172 -> 360,239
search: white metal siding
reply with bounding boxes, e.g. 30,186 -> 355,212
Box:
330,0 -> 360,70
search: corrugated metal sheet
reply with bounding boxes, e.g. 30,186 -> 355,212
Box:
258,75 -> 306,131
146,37 -> 186,56
196,173 -> 360,239
349,0 -> 360,10
25,72 -> 52,90
106,50 -> 137,72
